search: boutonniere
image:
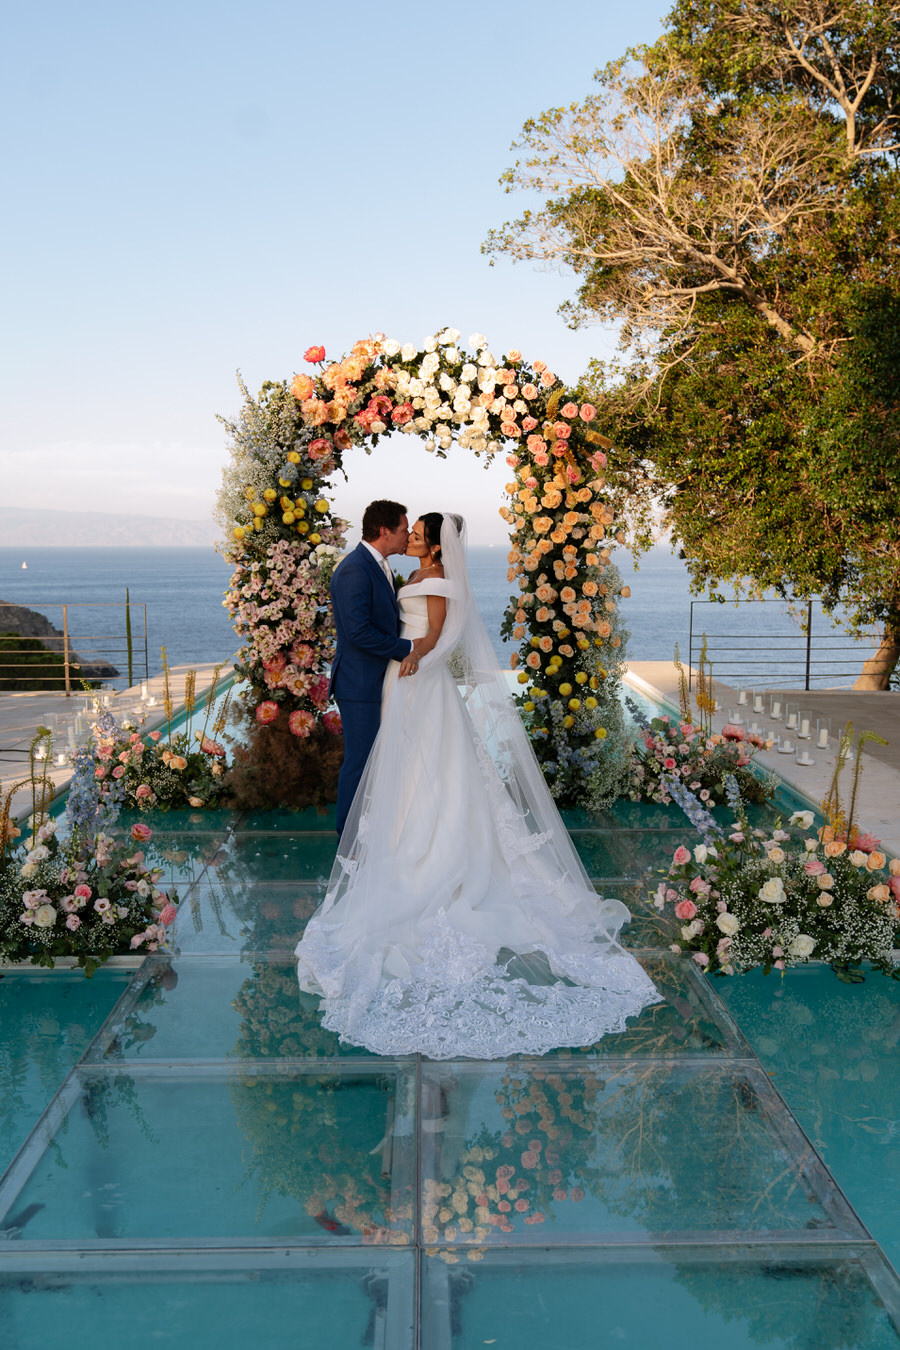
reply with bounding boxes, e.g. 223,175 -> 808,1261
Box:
392,570 -> 406,592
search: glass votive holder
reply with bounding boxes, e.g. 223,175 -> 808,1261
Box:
794,745 -> 815,767
769,693 -> 783,720
752,691 -> 766,714
727,707 -> 745,726
736,688 -> 749,707
777,736 -> 794,754
816,717 -> 831,750
784,703 -> 799,731
797,710 -> 813,739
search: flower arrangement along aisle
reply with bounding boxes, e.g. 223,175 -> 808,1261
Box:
653,738 -> 899,980
94,661 -> 232,813
215,330 -> 634,810
627,642 -> 776,807
0,732 -> 179,974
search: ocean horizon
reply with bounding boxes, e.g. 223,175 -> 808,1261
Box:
0,545 -> 873,690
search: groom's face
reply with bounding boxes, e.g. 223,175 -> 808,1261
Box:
381,515 -> 409,556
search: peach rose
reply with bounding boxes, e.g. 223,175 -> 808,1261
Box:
867,883 -> 891,902
866,851 -> 887,871
290,373 -> 316,401
824,840 -> 846,857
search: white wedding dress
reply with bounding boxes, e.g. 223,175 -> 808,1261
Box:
295,517 -> 660,1059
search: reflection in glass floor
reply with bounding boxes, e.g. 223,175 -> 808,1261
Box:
2,804 -> 899,1347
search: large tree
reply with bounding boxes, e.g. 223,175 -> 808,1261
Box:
487,0 -> 900,687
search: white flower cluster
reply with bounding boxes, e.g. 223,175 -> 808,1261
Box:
382,329 -> 521,457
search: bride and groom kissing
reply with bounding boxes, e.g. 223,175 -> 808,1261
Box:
294,498 -> 660,1059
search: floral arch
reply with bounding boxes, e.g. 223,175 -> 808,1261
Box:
216,329 -> 631,810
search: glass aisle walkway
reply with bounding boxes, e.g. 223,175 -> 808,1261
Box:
2,803 -> 900,1348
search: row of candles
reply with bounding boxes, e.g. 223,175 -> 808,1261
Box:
33,683 -> 162,766
728,689 -> 835,766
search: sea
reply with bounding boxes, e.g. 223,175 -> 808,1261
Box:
0,546 -> 875,691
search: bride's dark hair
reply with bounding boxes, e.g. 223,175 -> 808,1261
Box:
420,512 -> 444,557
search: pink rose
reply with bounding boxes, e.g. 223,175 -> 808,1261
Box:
692,952 -> 710,967
672,846 -> 691,865
135,784 -> 152,800
131,822 -> 153,843
561,402 -> 579,419
74,884 -> 92,900
112,766 -> 126,778
159,903 -> 177,926
200,736 -> 225,757
804,858 -> 827,875
663,757 -> 676,770
255,701 -> 280,725
65,914 -> 81,931
94,767 -> 106,779
148,730 -> 162,741
674,899 -> 697,921
308,437 -> 331,460
391,402 -> 414,426
579,403 -> 597,421
689,877 -> 711,894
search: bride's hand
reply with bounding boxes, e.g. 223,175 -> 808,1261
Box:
398,651 -> 419,678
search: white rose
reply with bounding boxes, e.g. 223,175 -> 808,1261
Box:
422,335 -> 437,352
694,845 -> 708,864
767,847 -> 786,863
758,877 -> 786,904
424,438 -> 436,452
28,845 -> 50,862
461,363 -> 477,382
788,934 -> 816,959
478,367 -> 497,389
440,327 -> 461,344
423,386 -> 441,407
400,343 -> 418,362
408,377 -> 425,397
513,399 -> 527,414
371,420 -> 386,434
382,339 -> 401,357
716,912 -> 740,936
453,395 -> 472,415
468,332 -> 488,349
470,406 -> 488,426
444,347 -> 461,363
477,350 -> 496,367
34,904 -> 57,928
439,372 -> 456,393
848,850 -> 868,866
804,839 -> 818,852
19,861 -> 38,879
790,811 -> 815,829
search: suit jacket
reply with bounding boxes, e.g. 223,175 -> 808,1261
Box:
329,543 -> 413,701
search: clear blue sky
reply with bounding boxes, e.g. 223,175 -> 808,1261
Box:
3,0 -> 668,544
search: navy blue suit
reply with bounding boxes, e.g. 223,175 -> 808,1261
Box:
330,543 -> 413,835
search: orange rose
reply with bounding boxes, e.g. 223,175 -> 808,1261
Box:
867,851 -> 887,871
582,581 -> 598,597
301,398 -> 328,427
290,373 -> 316,401
304,345 -> 326,363
595,621 -> 612,638
526,652 -> 541,669
536,607 -> 551,623
823,840 -> 846,858
539,636 -> 554,653
867,883 -> 891,902
560,587 -> 576,603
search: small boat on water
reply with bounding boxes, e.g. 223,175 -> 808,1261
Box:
21,561 -> 27,569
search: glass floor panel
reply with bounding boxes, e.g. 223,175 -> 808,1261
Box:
0,970 -> 132,1174
571,828 -> 696,879
0,1249 -> 415,1350
419,1061 -> 861,1244
215,832 -> 339,885
90,956 -> 383,1063
718,964 -> 900,1275
1,1065 -> 416,1245
421,1245 -> 900,1350
172,882 -> 323,954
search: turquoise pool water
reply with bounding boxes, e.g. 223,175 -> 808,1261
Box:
2,704 -> 899,1345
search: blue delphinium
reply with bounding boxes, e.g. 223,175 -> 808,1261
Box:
624,696 -> 651,732
65,713 -> 126,846
661,772 -> 724,842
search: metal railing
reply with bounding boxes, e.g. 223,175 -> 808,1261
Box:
0,601 -> 149,694
688,598 -> 878,691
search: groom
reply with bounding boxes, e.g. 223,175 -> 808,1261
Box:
330,499 -> 420,836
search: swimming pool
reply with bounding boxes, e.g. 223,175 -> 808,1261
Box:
1,689 -> 898,1347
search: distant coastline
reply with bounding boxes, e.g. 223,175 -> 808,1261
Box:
3,507 -> 219,549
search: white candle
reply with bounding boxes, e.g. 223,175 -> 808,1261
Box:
67,727 -> 77,749
782,739 -> 793,753
141,681 -> 149,699
818,727 -> 829,748
56,752 -> 67,765
786,712 -> 797,729
800,718 -> 810,737
771,699 -> 782,718
797,751 -> 812,765
148,696 -> 157,707
737,690 -> 748,705
753,696 -> 764,712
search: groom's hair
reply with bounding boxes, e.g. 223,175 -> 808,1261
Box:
362,500 -> 407,540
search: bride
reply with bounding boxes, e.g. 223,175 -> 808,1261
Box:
295,512 -> 659,1058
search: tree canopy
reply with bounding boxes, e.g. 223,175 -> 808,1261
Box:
487,0 -> 900,685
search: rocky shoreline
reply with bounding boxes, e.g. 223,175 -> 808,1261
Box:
0,600 -> 120,680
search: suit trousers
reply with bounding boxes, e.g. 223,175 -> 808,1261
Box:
335,697 -> 382,837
